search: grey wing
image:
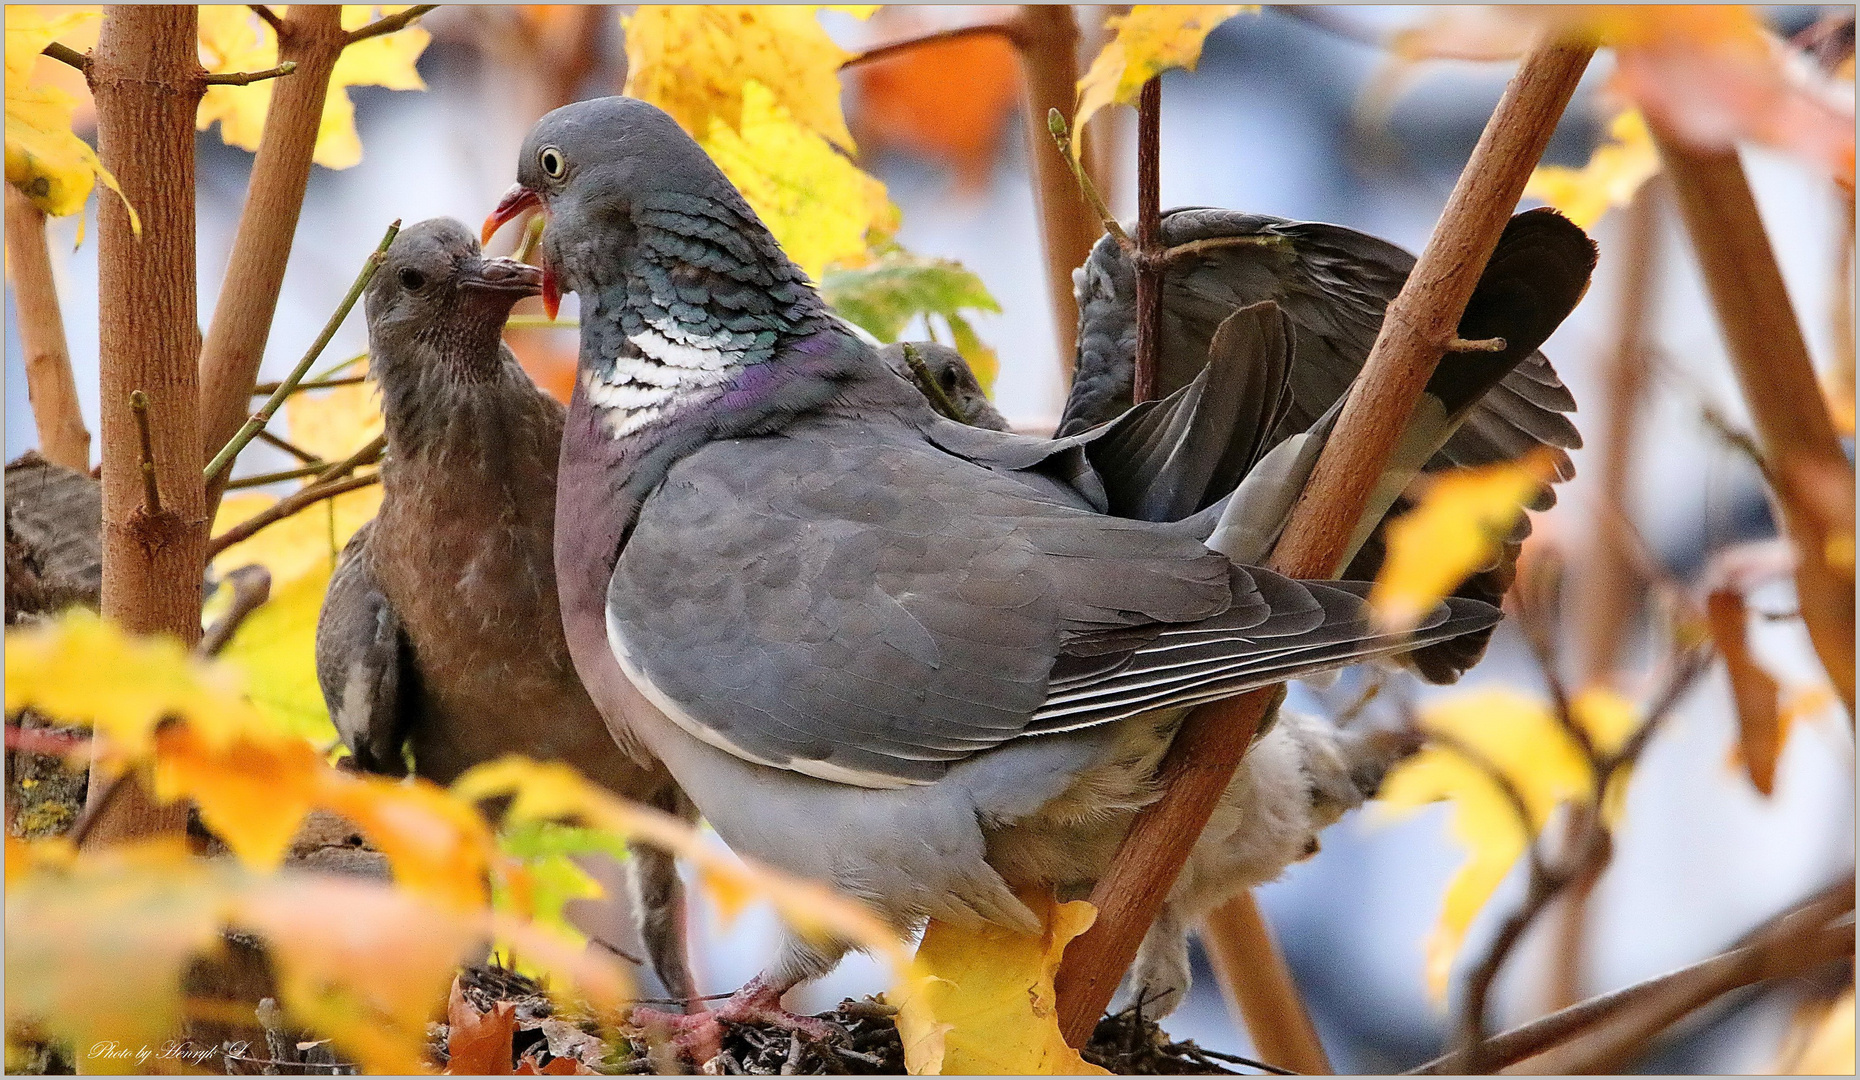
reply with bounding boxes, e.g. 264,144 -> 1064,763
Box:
607,419 -> 1498,788
1064,208 -> 1583,483
315,523 -> 416,776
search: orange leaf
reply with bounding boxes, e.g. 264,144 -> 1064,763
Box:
1705,588 -> 1784,795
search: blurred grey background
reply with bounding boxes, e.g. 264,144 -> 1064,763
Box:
6,6 -> 1852,1072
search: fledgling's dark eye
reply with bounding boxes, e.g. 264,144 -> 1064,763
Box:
539,146 -> 566,179
398,268 -> 426,291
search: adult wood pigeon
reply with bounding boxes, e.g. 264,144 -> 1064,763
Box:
482,97 -> 1588,1038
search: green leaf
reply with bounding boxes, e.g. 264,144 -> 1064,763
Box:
822,251 -> 1001,343
492,821 -> 630,946
943,312 -> 1000,396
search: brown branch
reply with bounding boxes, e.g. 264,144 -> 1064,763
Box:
1053,38 -> 1596,1044
1573,183 -> 1662,688
343,3 -> 436,45
254,428 -> 325,466
312,432 -> 385,485
4,186 -> 90,469
1651,123 -> 1856,715
127,391 -> 160,515
197,4 -> 348,516
224,462 -> 332,489
207,473 -> 379,558
198,564 -> 273,656
1412,878 -> 1855,1074
249,5 -> 285,34
1200,893 -> 1333,1074
87,2 -> 206,848
1014,4 -> 1101,381
1132,77 -> 1162,405
202,60 -> 298,86
40,40 -> 89,73
838,22 -> 1016,70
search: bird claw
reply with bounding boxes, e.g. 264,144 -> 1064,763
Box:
627,977 -> 842,1067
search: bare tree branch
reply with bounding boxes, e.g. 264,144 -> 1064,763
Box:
343,4 -> 437,45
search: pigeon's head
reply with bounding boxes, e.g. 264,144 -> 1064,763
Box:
364,218 -> 541,378
483,96 -> 746,317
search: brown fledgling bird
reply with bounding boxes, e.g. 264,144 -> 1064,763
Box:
313,218 -> 692,1002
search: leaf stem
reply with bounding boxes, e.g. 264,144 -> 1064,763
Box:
1046,109 -> 1130,246
203,220 -> 399,485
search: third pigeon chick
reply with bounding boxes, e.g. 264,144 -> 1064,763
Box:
314,218 -> 693,1003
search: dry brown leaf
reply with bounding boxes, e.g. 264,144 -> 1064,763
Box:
445,976 -> 517,1075
1705,587 -> 1784,795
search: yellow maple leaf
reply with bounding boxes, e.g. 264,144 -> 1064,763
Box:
1376,686 -> 1636,998
1525,109 -> 1660,229
622,4 -> 868,150
154,723 -> 324,870
896,890 -> 1108,1076
702,79 -> 899,281
455,756 -> 918,981
1369,449 -> 1561,632
217,564 -> 341,745
1073,5 -> 1255,155
196,5 -> 429,170
3,6 -> 135,225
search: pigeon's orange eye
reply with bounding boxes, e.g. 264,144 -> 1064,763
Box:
539,146 -> 566,179
398,268 -> 426,290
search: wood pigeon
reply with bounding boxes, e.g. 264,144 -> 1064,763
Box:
482,97 -> 1589,1037
313,218 -> 693,1004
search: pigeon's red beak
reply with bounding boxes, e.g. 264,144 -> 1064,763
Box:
482,184 -> 560,318
482,183 -> 541,246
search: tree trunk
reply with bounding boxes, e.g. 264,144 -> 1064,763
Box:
5,187 -> 91,470
88,3 -> 207,842
198,5 -> 347,512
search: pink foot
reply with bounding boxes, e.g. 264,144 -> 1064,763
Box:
628,976 -> 840,1065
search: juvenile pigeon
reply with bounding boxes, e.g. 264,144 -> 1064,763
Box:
877,341 -> 1010,431
313,219 -> 693,1003
1065,208 -> 1592,681
481,97 -> 1576,1034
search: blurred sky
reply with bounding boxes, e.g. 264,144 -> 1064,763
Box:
5,6 -> 1853,1072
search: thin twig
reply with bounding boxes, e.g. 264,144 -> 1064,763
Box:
1133,77 -> 1163,405
249,4 -> 285,34
344,4 -> 437,45
313,432 -> 386,485
224,462 -> 334,490
306,349 -> 371,384
203,60 -> 297,86
254,428 -> 325,466
251,374 -> 367,395
899,343 -> 968,424
1412,877 -> 1855,1074
40,41 -> 89,73
838,22 -> 1017,69
206,473 -> 379,558
1158,234 -> 1285,266
128,391 -> 161,516
203,221 -> 399,485
1046,109 -> 1130,246
198,565 -> 273,656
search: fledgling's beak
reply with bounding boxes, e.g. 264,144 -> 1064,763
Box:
459,257 -> 544,299
483,184 -> 542,245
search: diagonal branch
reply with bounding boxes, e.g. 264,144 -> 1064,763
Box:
40,41 -> 89,73
344,4 -> 437,45
207,473 -> 379,558
1411,877 -> 1855,1074
1053,37 -> 1596,1045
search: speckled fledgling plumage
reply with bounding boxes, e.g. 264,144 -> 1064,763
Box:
313,219 -> 693,1003
484,97 -> 1549,1027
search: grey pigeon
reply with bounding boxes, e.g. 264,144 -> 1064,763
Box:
313,219 -> 693,1004
483,97 -> 1558,1035
1065,208 -> 1594,681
